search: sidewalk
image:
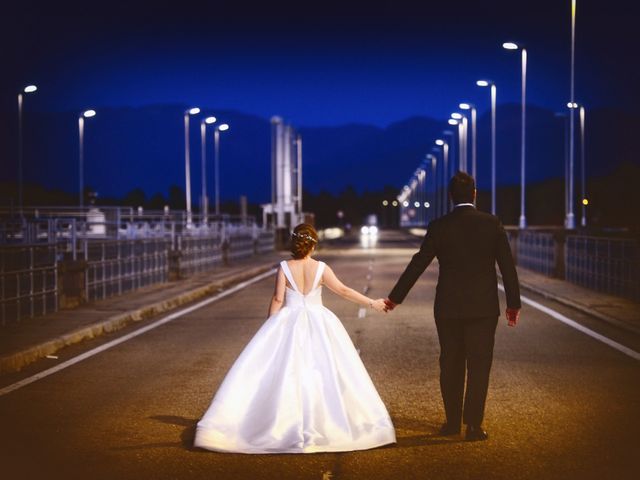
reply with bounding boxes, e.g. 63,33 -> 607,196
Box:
511,267 -> 640,335
0,251 -> 287,375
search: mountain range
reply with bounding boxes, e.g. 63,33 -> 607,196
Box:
1,104 -> 637,206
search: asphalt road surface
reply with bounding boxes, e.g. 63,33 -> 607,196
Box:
1,230 -> 638,480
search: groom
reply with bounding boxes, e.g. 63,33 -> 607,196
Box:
384,171 -> 521,441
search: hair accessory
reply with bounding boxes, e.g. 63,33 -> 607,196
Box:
292,232 -> 317,243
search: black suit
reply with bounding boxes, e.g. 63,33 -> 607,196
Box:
389,205 -> 521,427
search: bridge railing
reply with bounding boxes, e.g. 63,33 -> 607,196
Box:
506,228 -> 639,301
0,208 -> 275,325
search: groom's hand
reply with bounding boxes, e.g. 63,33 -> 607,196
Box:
383,299 -> 397,312
506,308 -> 520,327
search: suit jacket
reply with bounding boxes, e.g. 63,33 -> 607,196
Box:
389,206 -> 521,319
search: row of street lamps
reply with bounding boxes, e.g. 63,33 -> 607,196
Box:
397,0 -> 587,229
16,87 -> 230,220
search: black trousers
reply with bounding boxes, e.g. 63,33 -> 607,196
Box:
434,315 -> 498,427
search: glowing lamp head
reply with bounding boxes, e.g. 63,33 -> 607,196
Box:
205,116 -> 217,124
582,198 -> 589,206
435,139 -> 444,146
424,202 -> 430,208
459,103 -> 471,110
382,200 -> 389,206
392,200 -> 398,207
476,80 -> 490,87
448,119 -> 459,126
503,42 -> 519,50
402,201 -> 409,208
83,109 -> 96,118
414,201 -> 420,208
218,123 -> 230,131
567,102 -> 578,109
188,107 -> 200,115
24,85 -> 38,93
451,112 -> 463,120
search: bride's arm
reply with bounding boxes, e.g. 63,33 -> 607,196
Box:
268,267 -> 286,316
322,265 -> 386,312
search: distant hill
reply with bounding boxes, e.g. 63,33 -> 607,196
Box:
1,104 -> 637,205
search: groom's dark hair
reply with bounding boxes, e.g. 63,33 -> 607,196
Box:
449,171 -> 476,204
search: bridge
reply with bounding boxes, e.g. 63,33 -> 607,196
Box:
0,228 -> 637,480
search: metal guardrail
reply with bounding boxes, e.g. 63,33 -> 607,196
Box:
507,228 -> 640,302
0,244 -> 58,326
515,231 -> 556,277
566,236 -> 640,301
0,208 -> 276,325
83,238 -> 171,302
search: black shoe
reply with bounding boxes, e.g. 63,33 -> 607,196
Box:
438,422 -> 461,436
465,425 -> 488,441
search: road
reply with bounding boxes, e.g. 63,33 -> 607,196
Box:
1,230 -> 638,480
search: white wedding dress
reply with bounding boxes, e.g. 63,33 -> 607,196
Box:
194,260 -> 396,453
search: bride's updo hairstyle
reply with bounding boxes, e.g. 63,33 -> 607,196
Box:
291,223 -> 318,259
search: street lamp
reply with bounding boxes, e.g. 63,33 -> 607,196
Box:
442,130 -> 455,179
477,80 -> 497,215
503,41 -> 528,228
214,123 -> 230,215
554,112 -> 570,219
200,116 -> 217,222
566,0 -> 578,230
184,107 -> 200,225
460,103 -> 477,179
78,109 -> 96,209
435,139 -> 449,213
451,112 -> 467,172
18,84 -> 38,212
579,105 -> 587,227
426,153 -> 437,220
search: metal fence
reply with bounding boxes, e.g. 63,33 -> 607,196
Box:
514,231 -> 556,277
566,235 -> 640,301
0,244 -> 58,326
83,238 -> 171,302
1,208 -> 276,325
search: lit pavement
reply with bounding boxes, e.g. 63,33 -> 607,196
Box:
1,230 -> 638,480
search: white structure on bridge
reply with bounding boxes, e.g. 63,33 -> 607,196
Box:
261,116 -> 305,233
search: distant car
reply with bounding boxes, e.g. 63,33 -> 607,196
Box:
360,225 -> 379,235
361,214 -> 379,235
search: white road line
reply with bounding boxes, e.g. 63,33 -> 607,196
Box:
0,268 -> 277,398
499,284 -> 640,361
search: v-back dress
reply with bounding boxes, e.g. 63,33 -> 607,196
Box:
193,260 -> 396,453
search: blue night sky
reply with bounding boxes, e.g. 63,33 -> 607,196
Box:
1,0 -> 638,204
3,1 -> 635,126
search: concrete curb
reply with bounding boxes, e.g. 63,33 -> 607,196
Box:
0,262 -> 278,375
511,278 -> 640,336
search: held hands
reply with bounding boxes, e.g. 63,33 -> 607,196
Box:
506,308 -> 520,327
369,298 -> 388,313
383,298 -> 396,312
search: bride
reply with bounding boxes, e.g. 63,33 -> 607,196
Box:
194,223 -> 396,453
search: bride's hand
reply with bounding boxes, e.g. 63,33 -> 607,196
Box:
370,298 -> 387,313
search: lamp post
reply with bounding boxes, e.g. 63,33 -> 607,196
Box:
18,85 -> 37,212
435,139 -> 449,213
184,107 -> 200,226
503,42 -> 527,228
426,153 -> 437,221
78,109 -> 96,209
477,80 -> 497,215
554,112 -> 570,221
460,103 -> 477,179
200,116 -> 217,222
443,130 -> 455,178
213,123 -> 230,215
451,113 -> 467,172
566,0 -> 578,230
579,105 -> 586,227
